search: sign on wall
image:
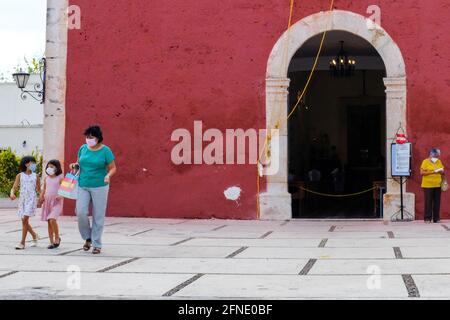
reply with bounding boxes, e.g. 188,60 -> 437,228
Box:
391,143 -> 412,177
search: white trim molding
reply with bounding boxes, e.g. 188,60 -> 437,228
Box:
261,10 -> 414,220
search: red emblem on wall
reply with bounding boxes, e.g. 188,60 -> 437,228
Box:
396,133 -> 408,144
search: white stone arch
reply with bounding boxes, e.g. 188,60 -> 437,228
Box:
260,10 -> 414,220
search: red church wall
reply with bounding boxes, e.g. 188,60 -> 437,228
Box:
65,0 -> 450,219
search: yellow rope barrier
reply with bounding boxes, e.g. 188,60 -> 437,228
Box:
298,186 -> 377,198
256,0 -> 335,218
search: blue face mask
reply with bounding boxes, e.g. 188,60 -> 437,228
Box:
29,163 -> 37,172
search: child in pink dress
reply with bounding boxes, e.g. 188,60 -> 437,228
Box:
39,160 -> 64,249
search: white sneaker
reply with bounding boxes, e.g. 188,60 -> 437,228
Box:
30,234 -> 39,247
15,243 -> 25,250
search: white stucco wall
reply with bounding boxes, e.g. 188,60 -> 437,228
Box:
0,74 -> 43,155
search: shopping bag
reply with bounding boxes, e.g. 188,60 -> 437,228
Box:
58,171 -> 79,199
441,177 -> 449,192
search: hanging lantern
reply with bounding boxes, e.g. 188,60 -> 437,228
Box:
329,41 -> 356,77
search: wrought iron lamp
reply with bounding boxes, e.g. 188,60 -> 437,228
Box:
329,41 -> 356,77
12,58 -> 46,104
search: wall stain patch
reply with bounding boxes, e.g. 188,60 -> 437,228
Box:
224,186 -> 242,201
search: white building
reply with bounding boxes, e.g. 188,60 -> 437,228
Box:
0,74 -> 43,155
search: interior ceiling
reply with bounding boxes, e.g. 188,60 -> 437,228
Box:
293,31 -> 381,58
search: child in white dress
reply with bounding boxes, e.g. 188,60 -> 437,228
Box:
10,156 -> 41,250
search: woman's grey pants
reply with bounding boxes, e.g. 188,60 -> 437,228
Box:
76,185 -> 110,248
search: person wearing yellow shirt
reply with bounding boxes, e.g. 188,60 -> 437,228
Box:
420,148 -> 445,223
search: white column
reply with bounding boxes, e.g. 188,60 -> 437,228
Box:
383,77 -> 415,220
259,77 -> 292,220
44,0 -> 68,167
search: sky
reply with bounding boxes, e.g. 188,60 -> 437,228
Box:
0,0 -> 47,81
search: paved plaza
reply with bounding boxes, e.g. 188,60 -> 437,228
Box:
1,208 -> 450,299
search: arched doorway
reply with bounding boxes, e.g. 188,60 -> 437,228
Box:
288,31 -> 386,218
260,10 -> 415,220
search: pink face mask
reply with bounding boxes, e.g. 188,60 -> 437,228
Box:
86,138 -> 97,147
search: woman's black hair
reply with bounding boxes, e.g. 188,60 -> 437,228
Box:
46,159 -> 63,176
84,125 -> 103,143
19,156 -> 36,172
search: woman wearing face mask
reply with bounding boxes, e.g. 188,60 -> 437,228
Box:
420,148 -> 445,223
70,125 -> 117,254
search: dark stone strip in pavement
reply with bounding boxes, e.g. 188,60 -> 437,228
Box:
5,229 -> 22,233
328,226 -> 336,232
97,257 -> 140,273
388,231 -> 395,238
402,274 -> 420,298
394,247 -> 403,259
0,271 -> 18,279
129,229 -> 153,236
174,220 -> 189,225
280,220 -> 290,226
58,248 -> 82,256
162,273 -> 205,297
105,222 -> 123,227
259,231 -> 273,239
170,237 -> 195,246
211,225 -> 227,231
318,239 -> 328,247
226,246 -> 249,258
441,224 -> 450,231
299,259 -> 317,275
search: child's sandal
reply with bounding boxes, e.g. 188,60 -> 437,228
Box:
53,237 -> 61,248
15,243 -> 25,250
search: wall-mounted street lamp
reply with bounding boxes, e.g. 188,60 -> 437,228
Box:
12,58 -> 46,104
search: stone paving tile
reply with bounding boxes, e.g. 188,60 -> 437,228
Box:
268,231 -> 390,239
413,275 -> 450,298
334,224 -> 447,232
180,219 -> 284,226
65,245 -> 241,258
145,230 -> 269,239
173,274 -> 408,299
0,272 -> 196,298
326,238 -> 450,248
401,247 -> 450,258
99,235 -> 186,246
236,247 -> 395,259
0,243 -> 83,256
393,232 -> 450,238
0,255 -> 127,272
107,223 -> 217,233
310,259 -> 450,275
109,258 -> 309,275
219,225 -> 332,232
179,238 -> 322,247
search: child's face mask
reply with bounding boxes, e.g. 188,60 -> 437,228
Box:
46,167 -> 56,175
29,163 -> 37,172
